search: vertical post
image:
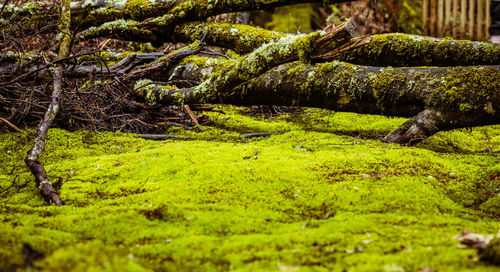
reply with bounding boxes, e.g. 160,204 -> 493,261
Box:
461,0 -> 467,39
453,0 -> 459,38
469,0 -> 475,39
445,0 -> 452,36
431,0 -> 437,36
486,0 -> 491,40
477,0 -> 484,40
423,0 -> 429,35
439,0 -> 445,36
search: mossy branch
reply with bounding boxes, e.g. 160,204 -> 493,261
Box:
24,0 -> 73,206
173,22 -> 286,54
334,33 -> 500,67
76,20 -> 500,68
181,22 -> 368,103
139,58 -> 499,144
4,0 -> 357,39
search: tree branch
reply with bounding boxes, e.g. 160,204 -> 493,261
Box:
24,0 -> 73,206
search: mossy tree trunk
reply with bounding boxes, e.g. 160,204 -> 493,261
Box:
135,60 -> 499,144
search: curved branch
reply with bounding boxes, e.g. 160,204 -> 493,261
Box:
24,0 -> 73,206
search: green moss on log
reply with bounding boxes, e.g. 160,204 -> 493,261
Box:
173,22 -> 286,53
432,67 -> 500,114
337,33 -> 500,67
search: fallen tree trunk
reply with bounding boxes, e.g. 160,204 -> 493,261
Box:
140,59 -> 499,144
331,33 -> 500,67
5,31 -> 498,82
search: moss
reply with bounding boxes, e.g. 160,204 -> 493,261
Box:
265,4 -> 316,33
122,0 -> 157,20
369,68 -> 407,111
1,107 -> 499,271
133,79 -> 181,105
480,196 -> 500,217
80,19 -> 155,43
75,0 -> 176,26
296,32 -> 321,63
341,33 -> 500,66
179,55 -> 229,70
191,33 -> 313,102
84,7 -> 122,25
286,63 -> 307,78
432,67 -> 500,112
201,22 -> 285,53
481,237 -> 500,265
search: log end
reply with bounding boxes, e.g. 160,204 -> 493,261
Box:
382,109 -> 443,145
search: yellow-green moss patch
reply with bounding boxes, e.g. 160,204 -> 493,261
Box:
1,107 -> 499,271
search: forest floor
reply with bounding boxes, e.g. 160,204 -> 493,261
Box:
0,106 -> 499,271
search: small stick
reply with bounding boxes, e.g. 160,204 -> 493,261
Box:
139,134 -> 179,140
0,117 -> 22,132
0,0 -> 11,16
240,132 -> 281,138
190,104 -> 215,111
184,104 -> 199,126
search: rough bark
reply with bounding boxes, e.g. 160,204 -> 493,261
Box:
2,0 -> 356,39
141,59 -> 499,144
334,33 -> 500,67
75,21 -> 500,67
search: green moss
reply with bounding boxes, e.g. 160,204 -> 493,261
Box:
82,7 -> 122,26
123,0 -> 155,20
1,107 -> 499,271
481,196 -> 500,217
432,67 -> 500,112
80,19 -> 154,43
482,237 -> 500,265
344,33 -> 500,66
133,79 -> 181,105
265,4 -> 316,33
296,32 -> 320,63
286,63 -> 307,78
370,68 -> 408,110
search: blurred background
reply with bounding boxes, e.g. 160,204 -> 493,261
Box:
236,0 -> 492,41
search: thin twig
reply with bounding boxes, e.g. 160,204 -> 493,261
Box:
184,104 -> 199,126
0,0 -> 11,16
199,50 -> 231,59
0,117 -> 22,132
0,51 -> 99,87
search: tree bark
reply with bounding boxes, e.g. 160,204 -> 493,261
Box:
334,33 -> 500,67
2,0 -> 356,39
142,59 -> 499,144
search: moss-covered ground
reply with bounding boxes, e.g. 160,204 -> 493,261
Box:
1,106 -> 499,271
